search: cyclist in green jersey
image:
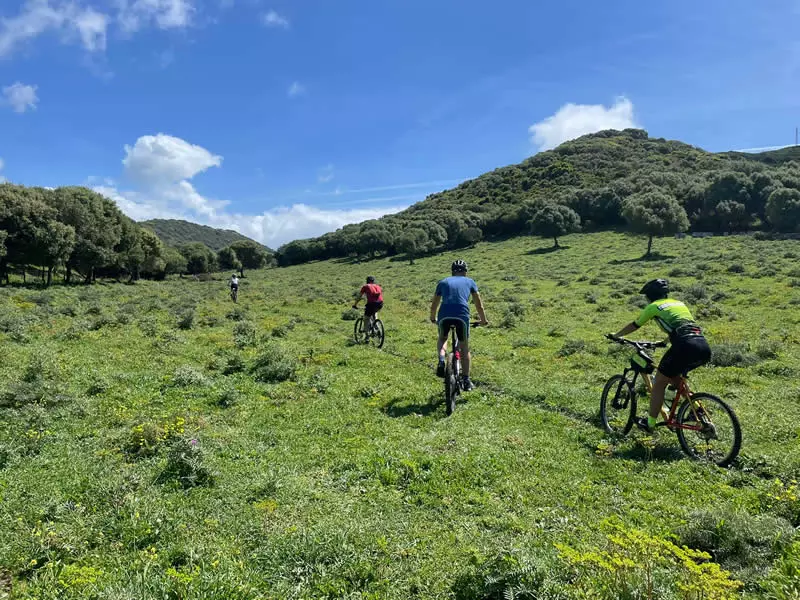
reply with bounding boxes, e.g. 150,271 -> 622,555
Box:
609,279 -> 711,432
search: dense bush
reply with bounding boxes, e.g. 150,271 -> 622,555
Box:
251,343 -> 297,383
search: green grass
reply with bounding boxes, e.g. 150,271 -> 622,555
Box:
1,232 -> 799,599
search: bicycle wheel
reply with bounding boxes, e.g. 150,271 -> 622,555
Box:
675,393 -> 742,468
444,354 -> 458,416
354,318 -> 366,344
600,374 -> 636,435
371,319 -> 384,348
231,289 -> 238,303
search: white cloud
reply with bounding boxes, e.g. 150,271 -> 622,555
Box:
95,134 -> 411,247
734,144 -> 793,153
262,9 -> 289,28
529,97 -> 638,151
117,0 -> 195,33
0,0 -> 111,57
3,82 -> 39,113
287,81 -> 305,97
74,7 -> 107,51
123,133 -> 222,185
317,164 -> 334,183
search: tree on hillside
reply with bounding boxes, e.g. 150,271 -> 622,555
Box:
217,246 -> 242,273
163,246 -> 188,276
357,222 -> 393,258
766,188 -> 800,232
396,229 -> 429,264
229,240 -> 269,275
39,221 -> 76,286
622,191 -> 689,256
714,200 -> 748,233
179,242 -> 217,275
0,230 -> 7,259
139,228 -> 167,277
528,203 -> 581,248
456,226 -> 483,248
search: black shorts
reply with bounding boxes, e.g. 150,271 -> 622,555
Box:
438,318 -> 469,342
659,336 -> 711,378
364,301 -> 383,317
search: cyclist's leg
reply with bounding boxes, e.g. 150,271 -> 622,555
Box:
437,320 -> 452,362
652,346 -> 684,419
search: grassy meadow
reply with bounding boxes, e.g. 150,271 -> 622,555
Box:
1,232 -> 799,599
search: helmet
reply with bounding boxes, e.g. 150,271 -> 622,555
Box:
451,259 -> 468,274
232,273 -> 237,277
640,279 -> 669,301
366,276 -> 375,284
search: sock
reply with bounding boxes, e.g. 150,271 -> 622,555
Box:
437,354 -> 444,364
647,416 -> 657,429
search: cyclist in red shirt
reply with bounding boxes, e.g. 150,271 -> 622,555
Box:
353,276 -> 383,333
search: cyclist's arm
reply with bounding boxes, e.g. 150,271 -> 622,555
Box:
472,291 -> 488,324
353,291 -> 364,308
613,322 -> 640,338
429,295 -> 441,323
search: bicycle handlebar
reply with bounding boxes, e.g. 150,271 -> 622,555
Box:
605,335 -> 667,350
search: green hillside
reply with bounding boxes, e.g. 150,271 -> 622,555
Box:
1,232 -> 799,598
141,219 -> 268,252
277,130 -> 800,265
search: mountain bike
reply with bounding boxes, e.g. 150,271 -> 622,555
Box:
442,322 -> 481,416
600,336 -> 741,467
354,312 -> 384,348
230,286 -> 238,303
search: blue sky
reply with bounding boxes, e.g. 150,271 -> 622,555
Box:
1,0 -> 798,247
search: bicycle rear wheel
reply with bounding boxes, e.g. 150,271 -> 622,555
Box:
354,318 -> 366,344
600,374 -> 636,435
371,319 -> 385,348
444,353 -> 458,416
675,393 -> 741,467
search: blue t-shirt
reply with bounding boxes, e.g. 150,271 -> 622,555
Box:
435,276 -> 478,323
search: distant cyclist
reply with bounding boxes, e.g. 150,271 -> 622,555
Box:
430,259 -> 488,391
353,276 -> 383,333
229,274 -> 239,299
610,278 -> 711,432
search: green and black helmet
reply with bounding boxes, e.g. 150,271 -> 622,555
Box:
640,278 -> 669,302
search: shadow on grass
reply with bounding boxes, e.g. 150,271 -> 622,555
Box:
382,394 -> 442,418
513,390 -> 599,426
525,245 -> 567,256
609,252 -> 675,264
613,440 -> 685,463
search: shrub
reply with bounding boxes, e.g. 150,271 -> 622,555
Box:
341,308 -> 359,321
138,317 -> 159,338
557,339 -> 588,357
176,309 -> 195,330
226,306 -> 247,321
215,386 -> 241,408
683,283 -> 708,304
157,437 -> 214,488
710,343 -> 759,367
677,509 -> 794,576
123,416 -> 186,458
89,314 -> 115,331
86,376 -> 110,396
271,320 -> 297,338
222,353 -> 246,375
171,365 -> 208,387
512,338 -> 540,349
760,542 -> 800,599
755,341 -> 781,360
233,321 -> 257,349
452,553 -> 563,600
585,291 -> 599,304
251,343 -> 297,383
726,263 -> 745,273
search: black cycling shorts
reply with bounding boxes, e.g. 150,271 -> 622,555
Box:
364,301 -> 383,317
659,335 -> 711,378
438,317 -> 469,342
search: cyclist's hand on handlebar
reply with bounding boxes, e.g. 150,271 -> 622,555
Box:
656,340 -> 668,348
430,316 -> 437,324
605,333 -> 621,342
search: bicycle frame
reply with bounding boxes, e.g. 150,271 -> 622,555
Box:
629,365 -> 705,432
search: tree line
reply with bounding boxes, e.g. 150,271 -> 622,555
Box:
275,130 -> 800,265
0,184 -> 273,285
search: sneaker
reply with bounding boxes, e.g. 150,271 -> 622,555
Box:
635,416 -> 654,432
461,377 -> 474,391
436,361 -> 445,378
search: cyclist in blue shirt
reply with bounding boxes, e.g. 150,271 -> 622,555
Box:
429,259 -> 488,391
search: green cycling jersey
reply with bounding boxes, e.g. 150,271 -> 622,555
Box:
635,298 -> 698,336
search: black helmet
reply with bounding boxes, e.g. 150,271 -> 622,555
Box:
640,279 -> 669,301
366,276 -> 375,284
451,259 -> 468,274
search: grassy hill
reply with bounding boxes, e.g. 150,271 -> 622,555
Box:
1,232 -> 799,598
277,130 -> 800,265
141,218 -> 268,251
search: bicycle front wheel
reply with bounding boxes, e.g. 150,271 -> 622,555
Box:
354,318 -> 366,344
371,319 -> 385,348
600,374 -> 636,435
676,393 -> 742,468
